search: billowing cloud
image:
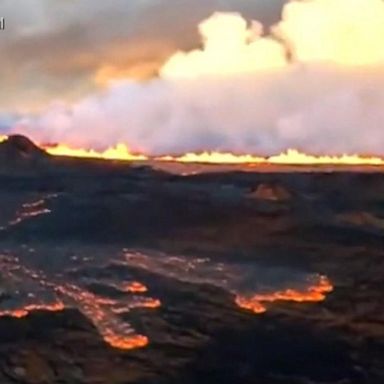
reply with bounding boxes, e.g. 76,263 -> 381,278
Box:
275,0 -> 384,65
7,0 -> 384,156
0,0 -> 284,112
161,13 -> 287,78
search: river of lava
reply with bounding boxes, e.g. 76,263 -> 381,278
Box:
0,255 -> 160,349
122,251 -> 333,314
0,196 -> 159,350
234,275 -> 333,314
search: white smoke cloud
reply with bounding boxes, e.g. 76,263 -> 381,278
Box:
10,0 -> 384,155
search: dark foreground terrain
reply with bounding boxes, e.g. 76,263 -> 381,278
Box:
0,136 -> 383,383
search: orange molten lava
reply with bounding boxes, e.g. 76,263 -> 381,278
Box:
0,302 -> 65,318
235,275 -> 333,314
121,281 -> 148,293
104,334 -> 149,350
138,298 -> 161,309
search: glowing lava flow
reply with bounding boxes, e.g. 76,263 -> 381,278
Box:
235,275 -> 333,314
3,195 -> 57,228
122,251 -> 334,316
54,282 -> 151,350
0,302 -> 65,318
0,256 -> 158,350
0,196 -> 159,350
121,281 -> 148,293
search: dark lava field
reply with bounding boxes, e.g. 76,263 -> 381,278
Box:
0,135 -> 383,384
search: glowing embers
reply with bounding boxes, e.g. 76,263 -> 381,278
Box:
0,256 -> 159,350
122,251 -> 333,315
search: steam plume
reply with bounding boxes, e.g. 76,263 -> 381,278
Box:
7,0 -> 384,155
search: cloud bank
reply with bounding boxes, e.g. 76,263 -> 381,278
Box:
8,0 -> 384,155
0,0 -> 284,112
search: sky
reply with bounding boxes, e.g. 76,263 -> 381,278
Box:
1,0 -> 384,156
0,0 -> 285,113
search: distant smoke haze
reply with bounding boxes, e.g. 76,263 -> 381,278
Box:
7,0 -> 384,155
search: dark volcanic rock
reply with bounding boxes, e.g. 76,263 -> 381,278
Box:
0,146 -> 384,383
0,135 -> 49,170
3,350 -> 55,384
249,183 -> 292,202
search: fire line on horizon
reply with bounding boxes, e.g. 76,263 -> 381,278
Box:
2,135 -> 384,166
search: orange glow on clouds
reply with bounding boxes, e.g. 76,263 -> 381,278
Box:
95,62 -> 160,86
276,0 -> 384,66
